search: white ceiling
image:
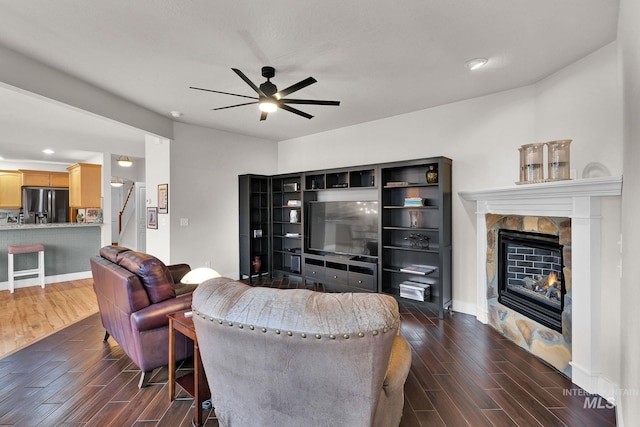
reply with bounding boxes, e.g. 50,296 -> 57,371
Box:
0,0 -> 619,165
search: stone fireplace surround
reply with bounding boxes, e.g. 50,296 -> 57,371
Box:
460,176 -> 622,399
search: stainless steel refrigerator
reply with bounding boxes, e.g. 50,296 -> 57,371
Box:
22,187 -> 70,224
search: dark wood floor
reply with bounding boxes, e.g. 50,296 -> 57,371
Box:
0,278 -> 616,426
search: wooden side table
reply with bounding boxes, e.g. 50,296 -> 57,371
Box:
168,309 -> 211,427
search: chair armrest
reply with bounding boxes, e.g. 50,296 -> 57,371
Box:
131,294 -> 193,332
383,335 -> 412,395
168,263 -> 191,284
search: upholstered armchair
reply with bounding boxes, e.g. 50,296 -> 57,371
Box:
192,277 -> 412,427
90,245 -> 198,387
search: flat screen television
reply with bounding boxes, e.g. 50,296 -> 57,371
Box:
307,201 -> 378,257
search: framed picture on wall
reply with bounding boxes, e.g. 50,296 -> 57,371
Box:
147,207 -> 158,229
158,184 -> 168,214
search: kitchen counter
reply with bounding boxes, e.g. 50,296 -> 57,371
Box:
0,222 -> 101,230
0,223 -> 101,289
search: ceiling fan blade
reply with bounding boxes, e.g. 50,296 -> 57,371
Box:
280,98 -> 340,106
190,86 -> 257,100
279,103 -> 314,119
260,111 -> 268,121
212,101 -> 258,110
232,68 -> 267,97
277,77 -> 317,98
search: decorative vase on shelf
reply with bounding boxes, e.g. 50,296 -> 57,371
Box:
408,209 -> 419,228
426,165 -> 438,184
252,256 -> 261,274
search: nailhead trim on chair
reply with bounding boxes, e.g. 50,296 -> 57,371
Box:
191,306 -> 397,340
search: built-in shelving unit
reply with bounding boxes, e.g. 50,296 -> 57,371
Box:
380,158 -> 452,317
238,175 -> 271,282
271,174 -> 303,278
239,157 -> 452,317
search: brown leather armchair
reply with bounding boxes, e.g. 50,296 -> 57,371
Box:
90,245 -> 198,387
192,277 -> 412,427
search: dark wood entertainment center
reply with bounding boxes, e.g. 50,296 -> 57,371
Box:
239,156 -> 452,317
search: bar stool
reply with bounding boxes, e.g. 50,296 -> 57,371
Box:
7,243 -> 45,293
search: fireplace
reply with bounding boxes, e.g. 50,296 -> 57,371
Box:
459,176 -> 622,398
498,229 -> 565,332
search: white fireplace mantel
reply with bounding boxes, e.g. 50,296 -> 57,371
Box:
459,176 -> 622,398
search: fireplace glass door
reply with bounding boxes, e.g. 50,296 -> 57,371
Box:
498,229 -> 565,332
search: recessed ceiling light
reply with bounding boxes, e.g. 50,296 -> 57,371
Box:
170,111 -> 183,118
465,58 -> 488,71
42,149 -> 54,154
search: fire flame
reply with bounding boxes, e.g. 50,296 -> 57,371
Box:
545,272 -> 558,288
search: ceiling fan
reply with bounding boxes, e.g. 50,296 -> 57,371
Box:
190,66 -> 340,121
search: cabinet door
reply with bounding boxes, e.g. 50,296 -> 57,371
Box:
22,171 -> 50,186
68,167 -> 81,207
67,163 -> 101,208
0,171 -> 22,208
50,172 -> 69,187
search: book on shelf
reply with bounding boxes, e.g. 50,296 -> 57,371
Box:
403,197 -> 423,207
287,200 -> 302,207
284,232 -> 301,238
400,280 -> 430,290
385,181 -> 409,187
399,264 -> 438,275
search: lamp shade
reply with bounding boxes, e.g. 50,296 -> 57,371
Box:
117,156 -> 133,167
110,177 -> 124,187
180,267 -> 221,284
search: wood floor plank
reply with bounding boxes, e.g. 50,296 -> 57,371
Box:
490,373 -> 566,426
496,360 -> 565,408
442,362 -> 501,409
486,388 -> 545,426
426,389 -> 473,427
403,370 -> 436,411
481,408 -> 519,427
432,373 -> 495,426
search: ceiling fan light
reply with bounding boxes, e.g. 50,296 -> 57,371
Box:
117,156 -> 133,167
259,100 -> 278,113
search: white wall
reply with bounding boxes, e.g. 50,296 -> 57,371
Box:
144,134 -> 171,262
278,41 -> 623,386
169,122 -> 278,277
619,0 -> 640,422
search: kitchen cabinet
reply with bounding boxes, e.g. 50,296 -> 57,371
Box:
20,170 -> 69,187
50,172 -> 69,187
0,171 -> 22,208
67,163 -> 101,208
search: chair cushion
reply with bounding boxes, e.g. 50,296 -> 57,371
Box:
117,251 -> 176,303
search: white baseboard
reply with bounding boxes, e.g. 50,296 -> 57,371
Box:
452,299 -> 477,316
0,271 -> 92,292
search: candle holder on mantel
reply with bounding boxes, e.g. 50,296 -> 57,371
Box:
518,143 -> 545,184
547,139 -> 572,181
